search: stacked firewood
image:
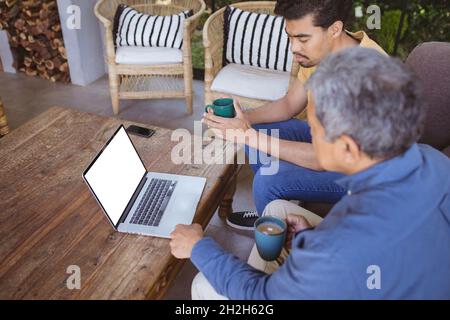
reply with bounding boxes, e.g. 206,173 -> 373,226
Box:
0,0 -> 70,83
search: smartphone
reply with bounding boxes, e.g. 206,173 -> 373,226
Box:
126,125 -> 155,138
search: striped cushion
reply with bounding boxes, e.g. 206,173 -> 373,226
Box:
113,4 -> 193,49
224,6 -> 293,72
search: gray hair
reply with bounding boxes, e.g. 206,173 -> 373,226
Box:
306,47 -> 425,159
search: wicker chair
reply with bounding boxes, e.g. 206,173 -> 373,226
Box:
0,97 -> 10,137
95,0 -> 206,115
203,1 -> 299,109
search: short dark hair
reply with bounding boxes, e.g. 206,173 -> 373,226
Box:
275,0 -> 354,29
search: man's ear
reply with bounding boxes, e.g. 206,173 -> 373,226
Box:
328,20 -> 344,38
336,134 -> 361,164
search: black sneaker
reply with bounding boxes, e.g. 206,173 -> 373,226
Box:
226,210 -> 259,230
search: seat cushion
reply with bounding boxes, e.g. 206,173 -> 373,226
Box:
115,46 -> 183,65
211,63 -> 290,101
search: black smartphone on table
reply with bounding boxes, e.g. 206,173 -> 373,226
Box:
126,125 -> 155,138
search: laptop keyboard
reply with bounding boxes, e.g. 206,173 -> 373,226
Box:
130,178 -> 177,227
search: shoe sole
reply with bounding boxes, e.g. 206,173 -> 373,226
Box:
226,218 -> 255,231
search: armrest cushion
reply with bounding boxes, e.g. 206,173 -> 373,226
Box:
442,145 -> 450,159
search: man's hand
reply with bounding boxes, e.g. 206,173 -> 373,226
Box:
285,214 -> 312,249
169,224 -> 204,259
202,98 -> 254,142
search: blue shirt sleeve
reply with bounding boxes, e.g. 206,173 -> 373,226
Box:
191,237 -> 270,299
191,236 -> 361,300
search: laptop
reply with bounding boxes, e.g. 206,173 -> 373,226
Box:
82,125 -> 206,239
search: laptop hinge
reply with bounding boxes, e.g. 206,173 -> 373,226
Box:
117,175 -> 148,227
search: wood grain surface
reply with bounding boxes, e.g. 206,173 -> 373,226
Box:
0,106 -> 239,299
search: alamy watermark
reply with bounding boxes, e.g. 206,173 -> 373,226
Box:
170,121 -> 280,176
66,5 -> 81,30
65,4 -> 382,31
366,265 -> 381,290
355,5 -> 382,30
66,265 -> 81,290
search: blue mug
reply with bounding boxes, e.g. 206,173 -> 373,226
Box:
254,216 -> 287,261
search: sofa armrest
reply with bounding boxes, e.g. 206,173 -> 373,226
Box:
442,145 -> 450,158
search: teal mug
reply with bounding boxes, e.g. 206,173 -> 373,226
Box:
254,216 -> 287,261
205,98 -> 236,118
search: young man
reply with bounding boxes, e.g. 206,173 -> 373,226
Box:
203,0 -> 386,230
173,48 -> 450,299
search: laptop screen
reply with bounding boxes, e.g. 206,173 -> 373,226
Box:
83,126 -> 146,226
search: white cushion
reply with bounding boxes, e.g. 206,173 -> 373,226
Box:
115,46 -> 183,65
211,63 -> 290,101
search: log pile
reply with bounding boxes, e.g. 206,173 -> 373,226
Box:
0,0 -> 70,83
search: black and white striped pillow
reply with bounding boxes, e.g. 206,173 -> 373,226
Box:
113,4 -> 193,49
224,6 -> 293,72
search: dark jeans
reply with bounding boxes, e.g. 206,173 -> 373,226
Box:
245,119 -> 346,215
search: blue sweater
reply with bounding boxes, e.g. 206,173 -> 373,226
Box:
191,144 -> 450,299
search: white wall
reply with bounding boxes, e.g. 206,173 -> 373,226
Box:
98,17 -> 109,74
57,0 -> 106,86
0,30 -> 16,73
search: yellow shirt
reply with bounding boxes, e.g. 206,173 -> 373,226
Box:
296,31 -> 387,120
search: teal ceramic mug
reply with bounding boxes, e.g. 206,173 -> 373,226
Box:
205,98 -> 236,118
254,216 -> 287,261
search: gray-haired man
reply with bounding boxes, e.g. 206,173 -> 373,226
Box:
170,47 -> 450,299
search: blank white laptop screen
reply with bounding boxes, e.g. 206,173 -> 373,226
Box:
84,127 -> 146,225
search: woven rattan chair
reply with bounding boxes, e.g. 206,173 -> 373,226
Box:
203,1 -> 299,109
95,0 -> 206,115
0,97 -> 10,137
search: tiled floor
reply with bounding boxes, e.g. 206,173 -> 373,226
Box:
0,71 -> 257,300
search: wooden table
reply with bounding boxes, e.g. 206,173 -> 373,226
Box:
0,106 -> 240,299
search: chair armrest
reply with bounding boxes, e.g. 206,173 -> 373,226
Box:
94,0 -> 120,28
203,7 -> 226,88
185,0 -> 206,34
94,0 -> 121,63
182,2 -> 206,65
